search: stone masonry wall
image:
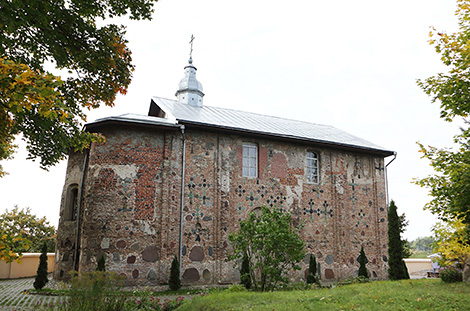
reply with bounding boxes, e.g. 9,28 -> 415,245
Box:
55,124 -> 389,285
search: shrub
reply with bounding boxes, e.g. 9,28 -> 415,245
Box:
228,206 -> 305,291
388,200 -> 409,280
168,255 -> 181,291
440,266 -> 463,283
96,254 -> 106,272
57,271 -> 126,311
33,242 -> 49,290
306,254 -> 319,284
358,246 -> 368,279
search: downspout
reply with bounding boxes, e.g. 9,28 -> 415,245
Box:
179,125 -> 186,279
74,149 -> 89,271
384,152 -> 397,207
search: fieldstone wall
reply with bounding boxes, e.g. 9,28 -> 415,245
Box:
54,124 -> 389,285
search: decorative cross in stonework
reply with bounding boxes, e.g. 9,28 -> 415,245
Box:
201,188 -> 210,205
188,192 -> 194,205
321,201 -> 333,222
375,162 -> 384,175
235,185 -> 246,198
362,186 -> 371,196
235,202 -> 245,214
313,185 -> 324,199
189,34 -> 195,59
245,191 -> 258,207
349,179 -> 358,209
354,209 -> 368,228
303,199 -> 315,219
187,178 -> 196,204
191,206 -> 204,221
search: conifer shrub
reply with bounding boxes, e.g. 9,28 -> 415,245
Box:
96,254 -> 106,272
306,254 -> 319,284
33,242 -> 49,290
388,200 -> 409,280
358,246 -> 368,279
169,255 -> 181,291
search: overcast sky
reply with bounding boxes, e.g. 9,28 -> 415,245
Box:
0,0 -> 463,241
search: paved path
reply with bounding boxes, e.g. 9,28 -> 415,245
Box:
0,277 -> 63,310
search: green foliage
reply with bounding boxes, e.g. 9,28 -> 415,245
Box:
0,0 -> 159,175
388,200 -> 409,280
409,236 -> 435,258
440,266 -> 463,283
96,254 -> 106,272
228,206 -> 306,291
358,246 -> 368,279
415,0 -> 470,238
306,254 -> 319,284
168,255 -> 181,291
33,242 -> 49,290
0,206 -> 55,263
240,256 -> 252,289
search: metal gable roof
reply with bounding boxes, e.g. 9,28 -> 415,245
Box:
150,97 -> 394,156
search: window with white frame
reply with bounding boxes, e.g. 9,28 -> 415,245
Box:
243,143 -> 258,177
306,151 -> 319,184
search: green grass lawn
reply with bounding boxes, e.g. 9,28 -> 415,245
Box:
177,279 -> 470,310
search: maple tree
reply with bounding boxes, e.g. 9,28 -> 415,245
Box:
0,206 -> 56,263
432,217 -> 470,269
416,0 -> 470,238
0,0 -> 158,176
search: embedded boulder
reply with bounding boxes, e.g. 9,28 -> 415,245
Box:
142,245 -> 159,262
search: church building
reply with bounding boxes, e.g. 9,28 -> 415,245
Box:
54,54 -> 395,285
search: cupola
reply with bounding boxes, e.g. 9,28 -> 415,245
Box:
175,57 -> 204,107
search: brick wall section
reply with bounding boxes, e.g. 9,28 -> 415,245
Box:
55,124 -> 390,285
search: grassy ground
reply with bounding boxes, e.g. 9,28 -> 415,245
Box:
177,279 -> 470,310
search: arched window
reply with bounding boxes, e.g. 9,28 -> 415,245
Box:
306,151 -> 319,184
64,184 -> 79,221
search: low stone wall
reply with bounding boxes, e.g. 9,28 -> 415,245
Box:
0,253 -> 55,279
404,258 -> 432,275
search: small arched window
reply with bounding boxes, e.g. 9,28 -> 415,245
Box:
306,151 -> 319,184
64,184 -> 79,221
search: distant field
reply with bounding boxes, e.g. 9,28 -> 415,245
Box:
177,279 -> 470,310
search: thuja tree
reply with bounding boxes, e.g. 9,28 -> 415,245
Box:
229,206 -> 305,291
169,256 -> 181,291
388,200 -> 409,280
96,254 -> 106,271
33,242 -> 48,290
358,246 -> 368,279
306,254 -> 319,284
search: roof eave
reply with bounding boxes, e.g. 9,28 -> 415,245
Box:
178,119 -> 395,157
85,116 -> 180,132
